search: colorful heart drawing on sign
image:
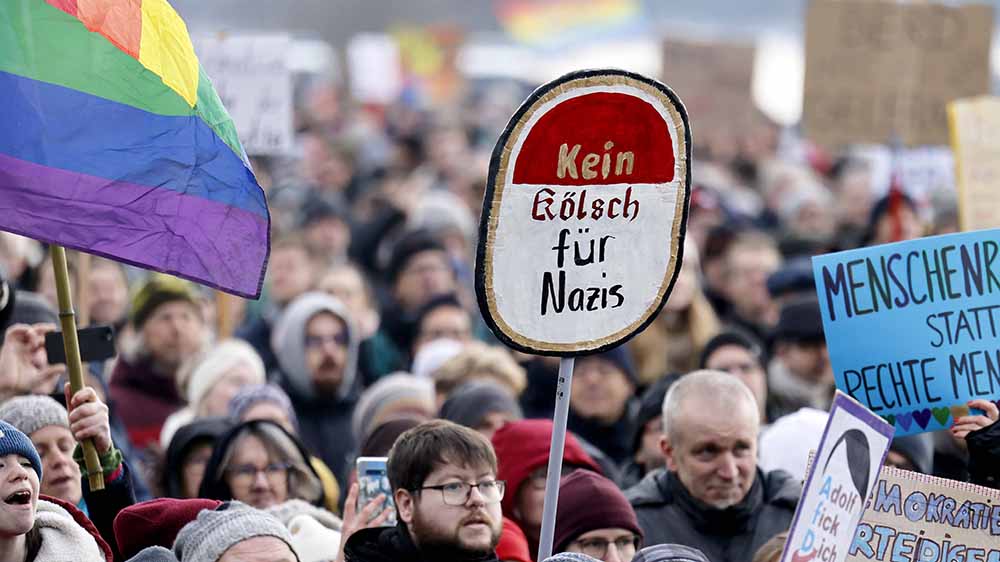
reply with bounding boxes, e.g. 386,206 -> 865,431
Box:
476,69 -> 690,355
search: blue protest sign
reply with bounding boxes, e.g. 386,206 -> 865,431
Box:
812,229 -> 1000,436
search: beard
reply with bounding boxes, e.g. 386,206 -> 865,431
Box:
409,505 -> 501,558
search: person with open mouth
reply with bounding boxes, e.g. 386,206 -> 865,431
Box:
0,419 -> 110,561
0,386 -> 134,559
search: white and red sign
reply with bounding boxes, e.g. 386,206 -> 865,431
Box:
476,69 -> 690,355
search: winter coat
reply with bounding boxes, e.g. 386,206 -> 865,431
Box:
271,293 -> 361,487
344,523 -> 500,562
30,496 -> 113,562
626,468 -> 799,562
967,419 -> 1000,489
109,355 -> 184,450
83,461 -> 138,561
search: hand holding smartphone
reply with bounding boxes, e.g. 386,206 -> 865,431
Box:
356,456 -> 396,527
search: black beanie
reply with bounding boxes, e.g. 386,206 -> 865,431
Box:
385,230 -> 448,285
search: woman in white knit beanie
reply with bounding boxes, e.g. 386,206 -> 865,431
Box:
161,340 -> 266,447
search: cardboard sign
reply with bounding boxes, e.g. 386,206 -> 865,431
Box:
193,34 -> 293,156
476,69 -> 690,355
812,229 -> 1000,436
782,393 -> 893,562
661,38 -> 756,141
949,97 -> 1000,232
848,466 -> 1000,562
803,0 -> 992,148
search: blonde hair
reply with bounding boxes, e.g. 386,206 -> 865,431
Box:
432,342 -> 527,398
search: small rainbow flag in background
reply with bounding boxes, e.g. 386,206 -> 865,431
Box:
494,0 -> 642,50
0,0 -> 269,298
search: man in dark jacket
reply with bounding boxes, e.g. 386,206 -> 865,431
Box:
626,370 -> 799,562
344,420 -> 502,562
270,291 -> 361,489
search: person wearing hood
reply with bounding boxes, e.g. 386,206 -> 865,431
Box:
162,417 -> 232,498
439,380 -> 523,440
0,391 -> 136,559
228,383 -> 342,512
198,420 -> 326,510
492,419 -> 603,560
271,291 -> 361,489
567,347 -> 638,465
626,371 -> 799,562
109,275 -> 208,450
0,419 -> 113,561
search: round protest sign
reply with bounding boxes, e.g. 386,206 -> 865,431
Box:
476,69 -> 691,355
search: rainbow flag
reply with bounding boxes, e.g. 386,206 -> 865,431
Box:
0,0 -> 269,298
495,0 -> 642,50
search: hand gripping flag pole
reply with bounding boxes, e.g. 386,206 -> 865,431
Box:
51,245 -> 104,490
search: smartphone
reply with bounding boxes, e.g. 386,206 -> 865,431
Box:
356,456 -> 396,527
44,326 -> 116,364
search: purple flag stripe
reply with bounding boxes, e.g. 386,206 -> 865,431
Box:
0,152 -> 269,298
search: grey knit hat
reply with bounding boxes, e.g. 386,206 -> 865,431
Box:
543,554 -> 601,562
633,544 -> 712,562
173,501 -> 298,562
0,395 -> 69,436
126,546 -> 178,562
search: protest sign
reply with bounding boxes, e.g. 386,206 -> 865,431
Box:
476,69 -> 690,355
661,38 -> 756,142
848,466 -> 1000,562
812,229 -> 1000,436
803,0 -> 992,148
194,33 -> 293,156
782,392 -> 893,562
948,97 -> 1000,232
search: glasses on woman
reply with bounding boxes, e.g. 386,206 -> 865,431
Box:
570,535 -> 640,560
226,462 -> 291,487
416,480 -> 506,506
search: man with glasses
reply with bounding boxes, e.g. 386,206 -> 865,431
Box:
270,291 -> 361,488
554,470 -> 643,562
344,419 -> 503,562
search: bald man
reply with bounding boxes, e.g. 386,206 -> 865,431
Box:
625,370 -> 800,562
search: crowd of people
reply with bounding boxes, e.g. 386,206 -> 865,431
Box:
1,67 -> 999,562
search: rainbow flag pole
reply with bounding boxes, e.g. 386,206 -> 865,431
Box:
51,245 -> 104,490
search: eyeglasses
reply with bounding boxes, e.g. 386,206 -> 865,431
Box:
304,332 -> 349,349
415,480 -> 506,506
226,462 -> 291,486
571,535 -> 640,559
